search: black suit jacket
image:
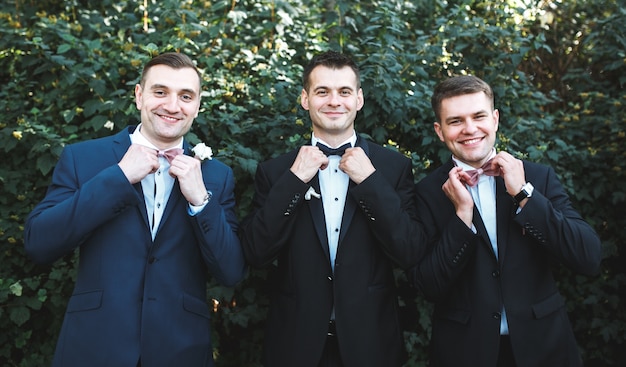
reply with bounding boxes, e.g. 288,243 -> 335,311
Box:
241,136 -> 424,367
410,159 -> 602,367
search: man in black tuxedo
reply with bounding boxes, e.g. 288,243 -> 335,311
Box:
410,75 -> 602,367
240,51 -> 423,367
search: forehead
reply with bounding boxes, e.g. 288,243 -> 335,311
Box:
308,65 -> 358,89
143,64 -> 201,92
440,92 -> 492,117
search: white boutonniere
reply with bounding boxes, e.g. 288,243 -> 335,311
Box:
304,186 -> 321,200
192,142 -> 213,161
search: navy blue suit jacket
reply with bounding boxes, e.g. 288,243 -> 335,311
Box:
410,159 -> 602,367
24,126 -> 246,367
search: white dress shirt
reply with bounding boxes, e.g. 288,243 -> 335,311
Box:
130,125 -> 182,240
312,132 -> 357,272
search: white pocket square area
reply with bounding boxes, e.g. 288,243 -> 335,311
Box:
304,186 -> 321,200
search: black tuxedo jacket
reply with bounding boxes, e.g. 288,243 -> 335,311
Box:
241,136 -> 424,367
410,159 -> 602,367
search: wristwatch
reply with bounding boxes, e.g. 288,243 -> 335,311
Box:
512,182 -> 534,205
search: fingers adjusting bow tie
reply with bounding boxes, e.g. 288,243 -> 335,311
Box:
462,158 -> 501,186
316,142 -> 351,157
157,148 -> 184,163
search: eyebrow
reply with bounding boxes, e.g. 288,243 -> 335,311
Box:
313,85 -> 355,92
150,84 -> 198,97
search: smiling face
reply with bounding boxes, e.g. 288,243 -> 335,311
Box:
300,65 -> 364,144
134,64 -> 201,149
434,91 -> 499,168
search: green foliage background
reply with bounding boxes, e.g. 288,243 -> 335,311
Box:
1,0 -> 624,365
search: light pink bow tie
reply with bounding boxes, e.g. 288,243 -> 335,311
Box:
157,148 -> 184,163
462,159 -> 500,186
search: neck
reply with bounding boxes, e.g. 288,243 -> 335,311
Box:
313,130 -> 356,148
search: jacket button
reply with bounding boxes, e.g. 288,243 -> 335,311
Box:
492,312 -> 501,320
327,276 -> 333,281
492,270 -> 500,278
148,256 -> 156,264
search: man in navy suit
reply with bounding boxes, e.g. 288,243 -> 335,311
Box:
409,75 -> 602,367
24,52 -> 246,367
240,51 -> 424,367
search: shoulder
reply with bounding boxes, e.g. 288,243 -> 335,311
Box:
361,138 -> 410,165
416,161 -> 453,189
522,160 -> 555,182
257,148 -> 299,172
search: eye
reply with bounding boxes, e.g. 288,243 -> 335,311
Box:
316,90 -> 328,96
181,94 -> 193,102
340,89 -> 352,96
154,90 -> 166,97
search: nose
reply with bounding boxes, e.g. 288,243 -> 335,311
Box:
163,95 -> 181,112
328,91 -> 341,106
463,119 -> 478,134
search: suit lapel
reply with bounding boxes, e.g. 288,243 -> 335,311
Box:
112,127 -> 151,233
154,141 -> 191,241
307,174 -> 331,261
338,136 -> 369,245
495,176 -> 514,265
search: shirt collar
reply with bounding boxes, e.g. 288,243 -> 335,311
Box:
452,148 -> 497,172
130,124 -> 184,150
311,131 -> 357,149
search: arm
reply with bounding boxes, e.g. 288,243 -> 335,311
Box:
24,145 -> 142,264
347,157 -> 427,270
514,164 -> 602,275
189,163 -> 247,287
409,166 -> 480,301
240,161 -> 311,267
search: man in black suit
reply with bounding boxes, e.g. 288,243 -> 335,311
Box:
240,51 -> 423,367
409,75 -> 602,367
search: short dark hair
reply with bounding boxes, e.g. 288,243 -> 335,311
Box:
302,50 -> 361,92
431,75 -> 494,121
140,52 -> 201,87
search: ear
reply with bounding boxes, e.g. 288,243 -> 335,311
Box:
493,109 -> 499,132
434,122 -> 444,142
134,84 -> 143,110
356,88 -> 364,111
300,88 -> 309,110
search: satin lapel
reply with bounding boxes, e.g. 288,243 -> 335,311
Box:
338,135 -> 369,246
472,208 -> 495,258
495,176 -> 513,266
307,174 -> 331,261
113,127 -> 151,232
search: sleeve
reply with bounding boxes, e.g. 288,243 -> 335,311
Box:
239,161 -> 311,268
514,165 -> 602,275
348,156 -> 428,270
189,163 -> 247,287
24,145 -> 141,264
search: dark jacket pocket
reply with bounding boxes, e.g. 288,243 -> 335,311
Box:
183,293 -> 211,319
435,308 -> 471,324
66,289 -> 103,313
532,292 -> 565,319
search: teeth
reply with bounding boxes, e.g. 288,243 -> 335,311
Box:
463,138 -> 481,145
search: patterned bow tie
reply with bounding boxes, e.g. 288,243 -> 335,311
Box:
157,148 -> 184,163
462,158 -> 500,186
316,142 -> 351,157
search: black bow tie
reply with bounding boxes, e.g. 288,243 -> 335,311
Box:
316,142 -> 352,156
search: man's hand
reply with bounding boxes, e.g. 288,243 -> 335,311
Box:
443,166 -> 474,227
490,152 -> 526,204
290,146 -> 330,183
169,155 -> 208,206
118,144 -> 160,184
339,147 -> 375,184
